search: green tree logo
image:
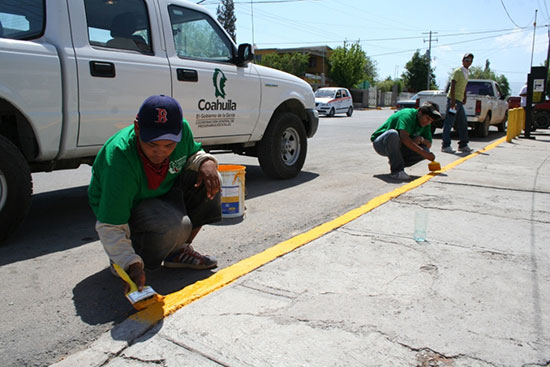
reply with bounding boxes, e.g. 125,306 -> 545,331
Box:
213,69 -> 227,99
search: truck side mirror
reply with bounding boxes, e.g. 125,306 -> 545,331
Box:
236,43 -> 254,66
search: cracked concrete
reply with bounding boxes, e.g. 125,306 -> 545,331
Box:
53,136 -> 550,366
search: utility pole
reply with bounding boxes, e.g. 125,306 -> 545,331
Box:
423,31 -> 438,90
530,9 -> 537,67
250,0 -> 255,46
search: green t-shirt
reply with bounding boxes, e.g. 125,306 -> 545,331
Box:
447,67 -> 468,102
370,108 -> 432,142
88,119 -> 202,225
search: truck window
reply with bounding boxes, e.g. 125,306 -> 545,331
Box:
0,0 -> 44,40
467,81 -> 494,96
84,0 -> 152,54
168,5 -> 232,61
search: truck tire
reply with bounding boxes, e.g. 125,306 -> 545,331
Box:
0,135 -> 32,243
497,111 -> 508,132
534,111 -> 550,129
475,114 -> 490,138
257,112 -> 307,179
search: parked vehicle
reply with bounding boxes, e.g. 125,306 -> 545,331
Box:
396,90 -> 446,110
315,87 -> 354,117
417,79 -> 508,137
0,0 -> 319,242
533,100 -> 550,129
507,96 -> 521,109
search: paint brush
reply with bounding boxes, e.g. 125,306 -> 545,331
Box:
112,263 -> 163,310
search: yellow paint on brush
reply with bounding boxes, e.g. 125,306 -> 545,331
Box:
130,137 -> 507,324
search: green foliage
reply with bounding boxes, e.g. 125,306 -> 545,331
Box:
469,59 -> 510,98
401,50 -> 437,92
216,0 -> 236,42
363,57 -> 378,84
328,41 -> 368,89
376,76 -> 403,93
259,52 -> 310,77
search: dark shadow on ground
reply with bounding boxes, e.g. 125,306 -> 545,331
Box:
73,266 -> 216,326
238,166 -> 319,200
1,168 -> 319,263
0,185 -> 98,266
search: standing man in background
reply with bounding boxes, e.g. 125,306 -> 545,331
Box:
519,82 -> 528,108
441,53 -> 474,154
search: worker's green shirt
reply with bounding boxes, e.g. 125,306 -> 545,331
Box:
88,120 -> 202,225
371,108 -> 432,142
447,67 -> 468,102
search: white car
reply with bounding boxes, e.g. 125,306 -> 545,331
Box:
315,87 -> 353,117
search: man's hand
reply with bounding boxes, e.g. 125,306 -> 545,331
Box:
413,136 -> 424,145
425,152 -> 436,162
196,159 -> 221,199
450,98 -> 456,109
125,262 -> 146,294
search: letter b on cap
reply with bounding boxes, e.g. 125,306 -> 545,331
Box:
155,108 -> 168,124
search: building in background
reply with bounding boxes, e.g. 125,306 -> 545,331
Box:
254,45 -> 332,89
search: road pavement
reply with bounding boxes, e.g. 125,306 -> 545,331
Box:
52,130 -> 550,366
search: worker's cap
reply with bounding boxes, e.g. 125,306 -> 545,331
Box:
420,102 -> 442,120
463,53 -> 474,60
136,95 -> 183,142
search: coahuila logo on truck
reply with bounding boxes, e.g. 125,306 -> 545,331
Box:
198,68 -> 236,111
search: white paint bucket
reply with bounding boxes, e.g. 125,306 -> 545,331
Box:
219,165 -> 246,218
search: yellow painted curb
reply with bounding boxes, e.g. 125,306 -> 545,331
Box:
131,137 -> 507,324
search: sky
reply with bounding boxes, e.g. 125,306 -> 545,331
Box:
200,0 -> 550,95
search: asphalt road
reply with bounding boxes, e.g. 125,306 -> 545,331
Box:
0,109 -> 506,366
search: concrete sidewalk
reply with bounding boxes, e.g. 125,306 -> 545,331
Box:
54,133 -> 550,367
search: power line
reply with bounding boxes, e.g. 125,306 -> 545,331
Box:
500,0 -> 531,27
256,27 -> 533,47
370,29 -> 530,58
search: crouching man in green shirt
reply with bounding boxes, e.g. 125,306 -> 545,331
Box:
88,95 -> 221,292
371,102 -> 441,180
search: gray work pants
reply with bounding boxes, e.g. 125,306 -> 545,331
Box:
128,170 -> 221,269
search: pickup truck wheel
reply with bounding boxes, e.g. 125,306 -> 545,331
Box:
497,111 -> 508,132
0,135 -> 32,243
534,111 -> 550,129
346,106 -> 353,117
328,108 -> 335,117
475,114 -> 490,138
257,112 -> 307,179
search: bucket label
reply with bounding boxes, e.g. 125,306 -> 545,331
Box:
222,201 -> 240,214
222,185 -> 240,197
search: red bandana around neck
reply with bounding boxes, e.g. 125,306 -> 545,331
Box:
136,140 -> 170,190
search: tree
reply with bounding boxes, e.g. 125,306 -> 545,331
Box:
259,52 -> 310,77
363,57 -> 378,85
469,59 -> 510,98
376,76 -> 403,94
328,41 -> 368,89
217,0 -> 236,42
401,50 -> 437,92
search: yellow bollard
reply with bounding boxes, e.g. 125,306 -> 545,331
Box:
507,108 -> 519,142
506,110 -> 514,142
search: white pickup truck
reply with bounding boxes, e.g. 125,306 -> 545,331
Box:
418,79 -> 508,137
0,0 -> 319,242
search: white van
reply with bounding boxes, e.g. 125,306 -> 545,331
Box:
315,87 -> 353,117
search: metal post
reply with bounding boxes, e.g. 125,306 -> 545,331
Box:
423,31 -> 438,90
530,10 -> 537,67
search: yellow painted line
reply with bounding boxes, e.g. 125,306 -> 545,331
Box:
131,137 -> 507,324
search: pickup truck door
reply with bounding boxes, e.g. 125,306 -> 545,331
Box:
67,0 -> 171,147
160,2 -> 261,145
